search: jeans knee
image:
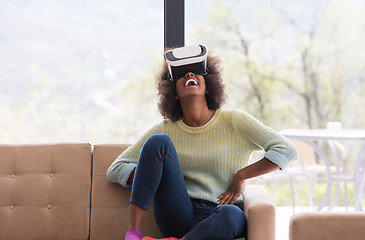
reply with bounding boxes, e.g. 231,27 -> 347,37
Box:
141,134 -> 176,164
144,134 -> 173,149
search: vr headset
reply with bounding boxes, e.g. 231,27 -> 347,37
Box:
164,45 -> 208,81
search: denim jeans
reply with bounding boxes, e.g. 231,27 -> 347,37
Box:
130,134 -> 247,240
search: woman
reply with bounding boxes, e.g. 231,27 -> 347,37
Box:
106,45 -> 298,240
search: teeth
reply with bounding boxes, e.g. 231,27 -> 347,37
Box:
185,79 -> 198,87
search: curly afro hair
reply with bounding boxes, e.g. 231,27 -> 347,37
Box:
156,54 -> 227,121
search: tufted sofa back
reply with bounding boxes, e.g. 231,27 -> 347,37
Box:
0,143 -> 162,240
90,144 -> 162,240
0,144 -> 92,240
0,143 -> 275,240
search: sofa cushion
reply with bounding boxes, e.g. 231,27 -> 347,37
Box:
91,144 -> 162,240
0,143 -> 92,240
289,212 -> 365,240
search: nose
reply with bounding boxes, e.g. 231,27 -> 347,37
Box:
185,72 -> 195,78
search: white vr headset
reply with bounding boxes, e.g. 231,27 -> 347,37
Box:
164,45 -> 208,81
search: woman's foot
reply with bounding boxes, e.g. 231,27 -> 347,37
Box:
125,229 -> 142,240
141,237 -> 177,240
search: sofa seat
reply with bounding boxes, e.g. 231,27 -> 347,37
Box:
289,212 -> 365,240
0,143 -> 276,240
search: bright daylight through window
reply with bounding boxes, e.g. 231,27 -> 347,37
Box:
1,0 -> 365,144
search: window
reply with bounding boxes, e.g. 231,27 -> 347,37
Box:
1,0 -> 365,144
1,0 -> 163,143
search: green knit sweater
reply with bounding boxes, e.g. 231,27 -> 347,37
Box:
106,108 -> 298,204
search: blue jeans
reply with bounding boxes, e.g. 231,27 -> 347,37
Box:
130,134 -> 247,240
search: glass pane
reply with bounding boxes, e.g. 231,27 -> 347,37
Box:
0,0 -> 163,143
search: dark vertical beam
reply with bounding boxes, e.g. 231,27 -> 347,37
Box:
164,0 -> 185,49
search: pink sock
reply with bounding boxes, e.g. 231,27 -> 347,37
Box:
125,229 -> 141,240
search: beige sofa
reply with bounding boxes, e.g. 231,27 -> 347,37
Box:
289,212 -> 365,240
0,143 -> 276,240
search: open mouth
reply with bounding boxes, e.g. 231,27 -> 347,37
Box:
184,79 -> 199,87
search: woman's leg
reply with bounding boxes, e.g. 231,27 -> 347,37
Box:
127,204 -> 148,232
129,134 -> 197,238
184,204 -> 248,240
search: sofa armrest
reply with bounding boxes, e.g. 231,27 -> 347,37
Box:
289,212 -> 365,240
244,185 -> 276,240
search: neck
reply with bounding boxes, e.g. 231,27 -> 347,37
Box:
180,98 -> 213,127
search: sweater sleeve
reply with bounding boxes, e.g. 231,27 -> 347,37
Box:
106,122 -> 163,187
232,110 -> 298,170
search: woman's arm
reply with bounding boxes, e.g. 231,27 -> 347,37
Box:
127,168 -> 136,185
106,123 -> 163,187
232,110 -> 299,170
217,110 -> 298,205
217,158 -> 279,205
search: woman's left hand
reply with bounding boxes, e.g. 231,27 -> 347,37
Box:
216,172 -> 245,206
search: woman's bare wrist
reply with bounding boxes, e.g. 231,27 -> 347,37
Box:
127,168 -> 136,185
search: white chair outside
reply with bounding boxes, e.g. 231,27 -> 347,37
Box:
247,149 -> 314,213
